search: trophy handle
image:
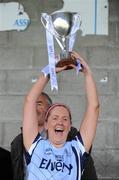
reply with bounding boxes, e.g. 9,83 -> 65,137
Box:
41,13 -> 48,29
70,12 -> 82,36
73,13 -> 82,25
41,13 -> 55,37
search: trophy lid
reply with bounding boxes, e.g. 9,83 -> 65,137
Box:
51,11 -> 76,38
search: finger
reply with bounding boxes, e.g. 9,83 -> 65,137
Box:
56,65 -> 67,72
68,64 -> 77,69
71,51 -> 85,62
70,51 -> 80,58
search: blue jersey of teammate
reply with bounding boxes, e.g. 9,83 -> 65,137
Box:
25,132 -> 88,180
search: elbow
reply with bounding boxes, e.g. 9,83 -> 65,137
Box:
96,102 -> 100,110
94,102 -> 100,114
24,94 -> 36,105
94,97 -> 100,110
89,100 -> 100,110
89,101 -> 100,113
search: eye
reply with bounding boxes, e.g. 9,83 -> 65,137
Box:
63,118 -> 68,121
36,102 -> 43,107
53,117 -> 57,121
37,103 -> 41,106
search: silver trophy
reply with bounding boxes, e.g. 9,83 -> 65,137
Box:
41,11 -> 81,69
41,11 -> 81,90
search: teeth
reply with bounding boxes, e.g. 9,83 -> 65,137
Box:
55,128 -> 63,131
56,129 -> 63,131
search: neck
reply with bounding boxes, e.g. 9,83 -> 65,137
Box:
49,140 -> 65,148
38,125 -> 44,133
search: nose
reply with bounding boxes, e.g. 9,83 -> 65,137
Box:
58,118 -> 63,125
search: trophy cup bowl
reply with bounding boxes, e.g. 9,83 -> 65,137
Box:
41,11 -> 81,70
51,11 -> 78,70
50,12 -> 74,37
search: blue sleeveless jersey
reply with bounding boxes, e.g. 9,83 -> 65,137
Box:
25,132 -> 88,180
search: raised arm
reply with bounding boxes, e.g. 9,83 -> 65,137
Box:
71,51 -> 100,153
23,73 -> 49,151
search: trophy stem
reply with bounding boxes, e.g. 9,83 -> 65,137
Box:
55,36 -> 69,59
60,49 -> 69,60
61,37 -> 69,59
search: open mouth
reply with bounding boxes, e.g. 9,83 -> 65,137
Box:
55,128 -> 64,135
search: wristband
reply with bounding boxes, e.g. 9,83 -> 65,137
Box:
76,59 -> 82,74
41,65 -> 50,78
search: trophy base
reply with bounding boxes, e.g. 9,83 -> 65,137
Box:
56,57 -> 78,70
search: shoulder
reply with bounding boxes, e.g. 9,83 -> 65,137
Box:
11,133 -> 23,146
25,136 -> 45,165
11,133 -> 24,158
27,133 -> 43,155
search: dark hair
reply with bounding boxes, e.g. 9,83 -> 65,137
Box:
41,92 -> 52,107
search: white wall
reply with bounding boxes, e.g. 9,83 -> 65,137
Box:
59,0 -> 108,35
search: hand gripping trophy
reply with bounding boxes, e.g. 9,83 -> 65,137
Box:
41,11 -> 82,90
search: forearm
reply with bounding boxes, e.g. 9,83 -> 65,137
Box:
26,73 -> 49,103
85,71 -> 99,109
